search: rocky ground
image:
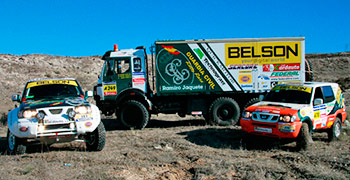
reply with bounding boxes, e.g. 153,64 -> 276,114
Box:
0,52 -> 349,179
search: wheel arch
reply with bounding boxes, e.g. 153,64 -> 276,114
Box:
300,117 -> 314,132
116,88 -> 151,111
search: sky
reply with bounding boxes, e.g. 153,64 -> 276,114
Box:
0,0 -> 349,56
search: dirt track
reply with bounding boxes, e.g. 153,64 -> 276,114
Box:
0,53 -> 349,179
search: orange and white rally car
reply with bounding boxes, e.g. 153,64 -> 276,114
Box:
241,82 -> 347,150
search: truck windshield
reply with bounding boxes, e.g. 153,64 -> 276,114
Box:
24,84 -> 83,101
263,89 -> 312,104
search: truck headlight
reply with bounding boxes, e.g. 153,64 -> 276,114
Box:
243,111 -> 252,118
18,109 -> 37,119
279,115 -> 296,123
75,105 -> 92,114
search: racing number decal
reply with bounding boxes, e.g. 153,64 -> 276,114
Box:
314,111 -> 320,119
103,82 -> 117,95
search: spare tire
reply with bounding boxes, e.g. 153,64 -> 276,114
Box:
208,97 -> 240,126
305,59 -> 313,81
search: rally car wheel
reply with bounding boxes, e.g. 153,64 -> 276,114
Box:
119,100 -> 149,129
296,123 -> 313,151
208,97 -> 240,126
7,129 -> 26,155
328,117 -> 342,141
85,122 -> 106,151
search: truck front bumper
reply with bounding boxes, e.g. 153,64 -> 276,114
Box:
240,118 -> 302,139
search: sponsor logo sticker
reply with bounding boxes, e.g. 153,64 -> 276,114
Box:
239,75 -> 252,83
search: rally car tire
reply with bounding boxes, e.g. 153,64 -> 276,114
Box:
7,129 -> 26,155
85,122 -> 106,151
208,97 -> 240,126
328,117 -> 342,141
296,123 -> 313,151
119,100 -> 149,129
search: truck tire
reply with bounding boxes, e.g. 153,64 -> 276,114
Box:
7,129 -> 26,155
119,100 -> 149,129
208,97 -> 240,126
328,117 -> 342,141
85,122 -> 106,151
305,59 -> 313,81
296,123 -> 313,151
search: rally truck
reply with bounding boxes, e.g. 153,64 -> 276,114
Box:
7,78 -> 106,154
94,37 -> 312,129
240,82 -> 347,150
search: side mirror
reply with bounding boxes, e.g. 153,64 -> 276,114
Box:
12,94 -> 21,102
313,98 -> 323,106
85,91 -> 93,99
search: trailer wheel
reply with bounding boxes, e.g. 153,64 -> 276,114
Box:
208,97 -> 240,126
85,122 -> 106,151
7,129 -> 27,155
296,123 -> 313,151
328,117 -> 342,141
119,100 -> 149,129
305,59 -> 313,81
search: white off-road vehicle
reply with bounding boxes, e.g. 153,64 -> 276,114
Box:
7,78 -> 106,154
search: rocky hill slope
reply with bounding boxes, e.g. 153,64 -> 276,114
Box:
1,52 -> 349,114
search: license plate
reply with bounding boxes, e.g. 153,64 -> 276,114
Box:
254,127 -> 272,133
44,119 -> 68,124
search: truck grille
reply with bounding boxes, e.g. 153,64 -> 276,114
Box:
252,112 -> 279,122
49,109 -> 63,114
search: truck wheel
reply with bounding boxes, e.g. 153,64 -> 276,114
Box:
7,129 -> 26,155
85,122 -> 106,151
208,97 -> 240,126
328,117 -> 342,141
305,59 -> 313,81
119,100 -> 149,129
296,123 -> 313,151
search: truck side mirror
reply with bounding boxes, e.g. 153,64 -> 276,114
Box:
85,91 -> 93,99
12,94 -> 21,102
313,98 -> 323,106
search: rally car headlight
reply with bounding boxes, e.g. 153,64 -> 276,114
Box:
243,111 -> 252,118
75,105 -> 92,114
279,115 -> 296,123
18,109 -> 37,119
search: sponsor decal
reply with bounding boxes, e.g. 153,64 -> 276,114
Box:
132,78 -> 146,85
271,71 -> 299,77
27,80 -> 78,89
118,73 -> 131,79
162,85 -> 204,91
162,45 -> 180,55
272,85 -> 312,93
239,75 -> 252,83
225,41 -> 301,65
103,81 -> 117,96
241,84 -> 253,88
76,114 -> 93,121
274,63 -> 300,71
85,121 -> 92,128
227,64 -> 258,70
263,63 -> 300,72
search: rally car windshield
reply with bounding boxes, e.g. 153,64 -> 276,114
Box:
24,84 -> 83,101
263,89 -> 312,104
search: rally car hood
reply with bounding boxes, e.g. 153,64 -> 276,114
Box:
19,97 -> 89,110
247,101 -> 309,114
